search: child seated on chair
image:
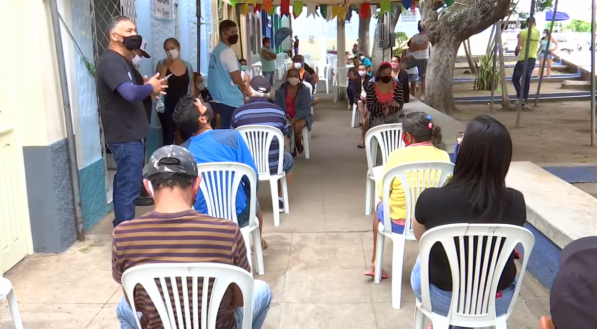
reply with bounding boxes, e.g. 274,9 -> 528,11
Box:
365,112 -> 449,278
410,115 -> 526,327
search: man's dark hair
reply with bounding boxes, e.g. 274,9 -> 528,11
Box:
239,58 -> 247,64
148,172 -> 195,191
292,55 -> 304,62
173,95 -> 200,136
163,37 -> 181,48
263,37 -> 271,45
417,20 -> 423,33
106,16 -> 131,37
219,20 -> 237,36
527,17 -> 536,26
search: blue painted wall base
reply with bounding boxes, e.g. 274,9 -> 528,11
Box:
522,223 -> 561,290
78,158 -> 112,231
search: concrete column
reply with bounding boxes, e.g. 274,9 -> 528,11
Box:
337,18 -> 346,69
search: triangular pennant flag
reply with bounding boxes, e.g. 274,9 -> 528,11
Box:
445,0 -> 454,6
380,0 -> 391,14
254,4 -> 261,13
307,3 -> 317,18
280,0 -> 290,17
247,0 -> 256,4
326,6 -> 333,21
337,6 -> 347,20
248,4 -> 254,16
401,0 -> 412,9
359,3 -> 370,19
293,1 -> 303,17
331,6 -> 338,19
319,5 -> 327,20
346,8 -> 352,21
227,0 -> 238,6
370,4 -> 377,17
263,0 -> 273,13
241,3 -> 249,15
267,5 -> 275,15
410,1 -> 416,14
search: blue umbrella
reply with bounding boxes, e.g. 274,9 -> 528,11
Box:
275,27 -> 291,46
545,11 -> 570,22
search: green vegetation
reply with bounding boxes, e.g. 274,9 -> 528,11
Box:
564,19 -> 592,33
474,55 -> 500,91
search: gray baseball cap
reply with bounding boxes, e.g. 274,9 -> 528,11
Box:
145,145 -> 198,177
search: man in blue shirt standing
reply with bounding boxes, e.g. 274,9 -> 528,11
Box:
173,95 -> 268,248
208,20 -> 247,129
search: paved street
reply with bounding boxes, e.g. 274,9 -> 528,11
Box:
0,98 -> 550,329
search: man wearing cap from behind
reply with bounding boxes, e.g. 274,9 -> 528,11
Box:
112,145 -> 272,329
231,76 -> 294,212
539,236 -> 597,329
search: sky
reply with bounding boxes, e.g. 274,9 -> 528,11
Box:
517,0 -> 594,21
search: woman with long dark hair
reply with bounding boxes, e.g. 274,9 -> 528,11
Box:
156,37 -> 195,145
357,62 -> 404,148
411,115 -> 526,327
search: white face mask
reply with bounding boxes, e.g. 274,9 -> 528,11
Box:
293,62 -> 302,69
358,70 -> 366,77
169,49 -> 180,60
132,55 -> 142,66
288,77 -> 300,86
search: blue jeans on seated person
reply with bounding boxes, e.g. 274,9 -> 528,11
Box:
116,280 -> 272,329
376,202 -> 405,234
411,257 -> 516,329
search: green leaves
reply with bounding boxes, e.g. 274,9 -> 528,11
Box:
474,55 -> 500,91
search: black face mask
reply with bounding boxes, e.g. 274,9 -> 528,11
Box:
120,35 -> 143,51
228,34 -> 239,45
380,76 -> 393,84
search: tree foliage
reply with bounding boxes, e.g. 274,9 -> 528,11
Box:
564,19 -> 592,33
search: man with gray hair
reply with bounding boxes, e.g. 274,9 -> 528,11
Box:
230,76 -> 294,212
96,15 -> 166,226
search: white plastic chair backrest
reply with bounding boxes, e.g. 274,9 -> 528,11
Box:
315,63 -> 328,79
122,263 -> 254,329
251,62 -> 262,76
195,162 -> 257,227
236,125 -> 285,177
380,161 -> 454,239
302,81 -> 313,95
419,224 -> 534,327
303,54 -> 311,64
365,123 -> 404,171
326,54 -> 337,66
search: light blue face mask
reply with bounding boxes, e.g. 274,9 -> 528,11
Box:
240,65 -> 247,71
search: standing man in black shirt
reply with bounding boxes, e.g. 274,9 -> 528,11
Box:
96,16 -> 166,226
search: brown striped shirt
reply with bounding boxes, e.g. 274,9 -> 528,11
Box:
112,210 -> 251,329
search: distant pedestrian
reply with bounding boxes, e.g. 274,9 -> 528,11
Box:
293,35 -> 299,56
513,17 -> 540,105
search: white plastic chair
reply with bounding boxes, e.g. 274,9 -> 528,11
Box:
414,224 -> 535,329
236,126 -> 290,227
303,54 -> 311,64
364,123 -> 404,215
122,263 -> 254,329
251,62 -> 262,77
303,81 -> 314,115
351,103 -> 361,128
315,62 -> 329,94
195,162 -> 264,275
0,277 -> 23,329
374,161 -> 454,310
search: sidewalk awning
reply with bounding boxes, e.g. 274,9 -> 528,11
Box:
545,11 -> 570,22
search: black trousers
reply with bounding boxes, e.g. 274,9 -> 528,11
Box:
157,112 -> 176,146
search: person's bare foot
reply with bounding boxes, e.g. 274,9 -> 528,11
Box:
261,238 -> 268,250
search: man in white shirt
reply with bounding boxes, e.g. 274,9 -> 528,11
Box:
403,21 -> 430,101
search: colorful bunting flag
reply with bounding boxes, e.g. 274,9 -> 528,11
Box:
326,6 -> 333,21
247,0 -> 256,5
359,3 -> 370,19
267,5 -> 275,15
227,0 -> 238,6
241,3 -> 249,15
254,4 -> 261,13
319,5 -> 327,19
293,1 -> 304,17
401,0 -> 412,9
307,3 -> 317,18
370,4 -> 377,17
380,0 -> 391,14
445,0 -> 454,6
263,0 -> 273,14
280,0 -> 290,17
410,1 -> 416,14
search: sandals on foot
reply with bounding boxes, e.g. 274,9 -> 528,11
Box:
363,270 -> 390,279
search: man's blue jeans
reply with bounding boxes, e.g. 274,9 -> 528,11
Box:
116,280 -> 272,329
512,58 -> 536,101
263,71 -> 275,86
108,140 -> 145,226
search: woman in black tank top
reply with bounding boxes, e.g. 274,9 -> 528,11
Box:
156,38 -> 195,145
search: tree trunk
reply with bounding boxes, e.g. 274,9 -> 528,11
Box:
358,17 -> 371,56
426,38 -> 460,114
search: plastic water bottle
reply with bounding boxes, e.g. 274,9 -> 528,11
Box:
155,98 -> 165,113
